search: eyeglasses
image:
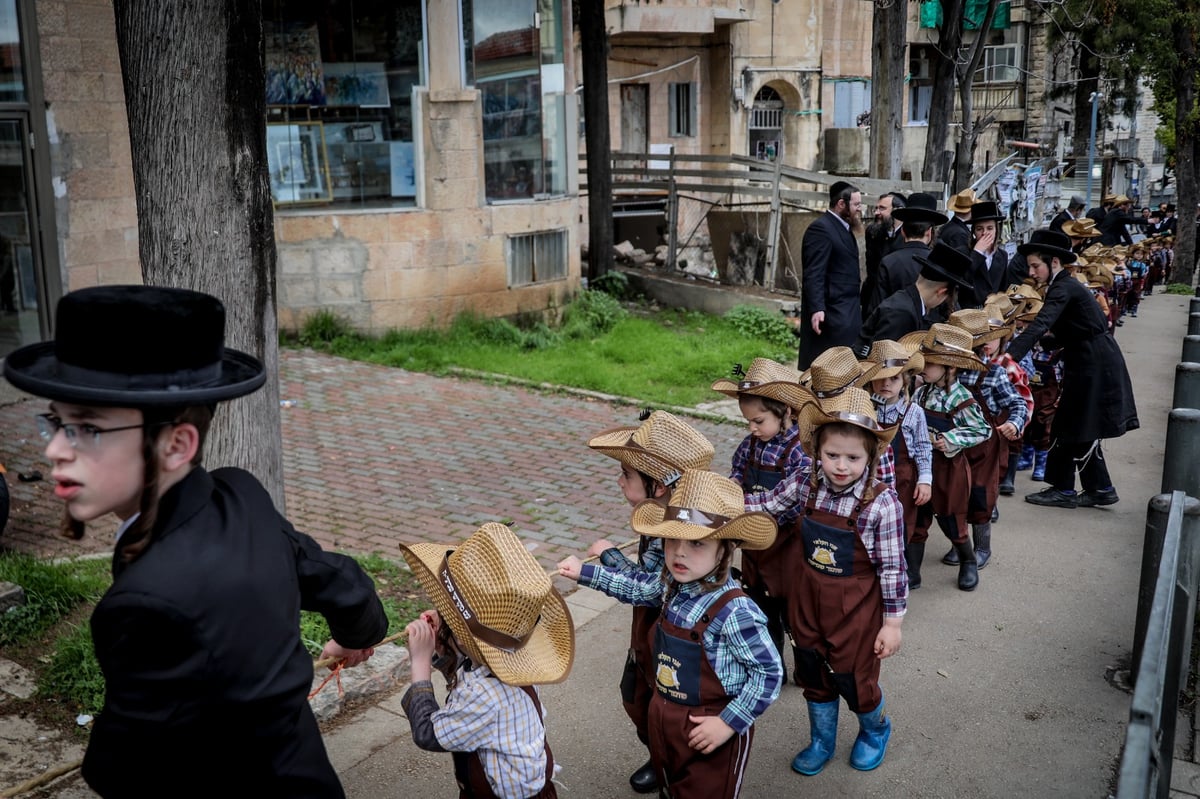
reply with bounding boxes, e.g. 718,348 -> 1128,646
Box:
36,413 -> 159,451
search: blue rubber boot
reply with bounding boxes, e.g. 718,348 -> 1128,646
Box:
792,700 -> 839,776
1016,444 -> 1035,471
850,696 -> 892,771
1031,450 -> 1049,482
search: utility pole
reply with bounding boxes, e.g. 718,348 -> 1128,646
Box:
1086,91 -> 1103,208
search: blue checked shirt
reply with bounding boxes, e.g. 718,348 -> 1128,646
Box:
600,536 -> 664,575
743,468 -> 908,617
578,567 -> 782,734
741,445 -> 896,530
402,664 -> 550,799
913,381 -> 991,456
956,362 -> 1030,432
872,395 -> 933,485
729,425 -> 812,488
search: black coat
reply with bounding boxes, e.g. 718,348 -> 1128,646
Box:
936,217 -> 971,256
799,210 -> 862,369
1007,270 -> 1139,442
82,467 -> 388,799
1099,209 -> 1136,246
966,248 -> 1024,308
1049,210 -> 1073,233
854,284 -> 929,358
865,240 -> 929,318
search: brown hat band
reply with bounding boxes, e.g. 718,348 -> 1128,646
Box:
931,338 -> 977,357
814,375 -> 857,399
877,358 -> 909,369
624,434 -> 683,486
439,557 -> 536,653
664,505 -> 731,529
822,410 -> 884,431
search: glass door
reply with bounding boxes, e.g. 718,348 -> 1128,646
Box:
0,114 -> 42,357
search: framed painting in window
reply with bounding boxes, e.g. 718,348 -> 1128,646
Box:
267,122 -> 333,205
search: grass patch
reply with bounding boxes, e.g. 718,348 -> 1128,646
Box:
1163,283 -> 1195,295
0,550 -> 429,724
286,296 -> 797,407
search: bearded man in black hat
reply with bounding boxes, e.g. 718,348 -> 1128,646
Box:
862,191 -> 907,316
865,192 -> 947,318
3,285 -> 388,798
1006,231 -> 1139,510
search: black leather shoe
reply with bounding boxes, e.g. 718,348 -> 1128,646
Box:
991,506 -> 1000,522
1025,487 -> 1078,509
1078,487 -> 1120,507
630,760 -> 659,794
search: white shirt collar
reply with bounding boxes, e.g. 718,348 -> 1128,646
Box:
827,209 -> 850,232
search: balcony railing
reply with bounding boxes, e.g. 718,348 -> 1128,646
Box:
968,82 -> 1024,112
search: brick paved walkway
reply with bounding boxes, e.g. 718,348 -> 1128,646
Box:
0,350 -> 745,589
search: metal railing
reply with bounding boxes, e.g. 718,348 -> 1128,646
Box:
1118,294 -> 1200,798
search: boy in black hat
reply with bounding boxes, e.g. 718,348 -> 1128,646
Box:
864,192 -> 948,317
966,200 -> 1022,308
854,241 -> 974,359
3,285 -> 388,799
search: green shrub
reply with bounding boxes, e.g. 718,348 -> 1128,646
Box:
562,289 -> 627,339
1164,283 -> 1195,295
590,270 -> 635,300
298,309 -> 355,346
724,304 -> 798,353
38,621 -> 105,713
0,554 -> 109,647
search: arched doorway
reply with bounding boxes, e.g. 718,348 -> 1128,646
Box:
749,86 -> 783,162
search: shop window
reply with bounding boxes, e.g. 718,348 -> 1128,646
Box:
464,0 -> 568,203
507,229 -> 568,285
668,83 -> 696,138
0,0 -> 25,103
263,0 -> 425,209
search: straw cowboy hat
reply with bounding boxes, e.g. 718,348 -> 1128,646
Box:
863,339 -> 924,381
892,192 -> 949,226
1017,229 -> 1077,264
629,469 -> 777,551
1017,296 -> 1044,323
802,346 -> 880,398
947,188 -> 978,214
1005,283 -> 1044,317
1061,218 -> 1102,239
4,285 -> 266,407
948,307 -> 1010,347
917,323 -> 987,371
797,386 -> 898,461
399,522 -> 575,685
588,410 -> 715,488
983,302 -> 1017,344
711,357 -> 815,414
984,293 -> 1020,322
1102,192 -> 1119,205
897,329 -> 928,355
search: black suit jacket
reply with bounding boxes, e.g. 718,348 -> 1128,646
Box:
1049,210 -> 1073,233
936,217 -> 971,256
966,248 -> 1022,308
799,210 -> 862,368
866,240 -> 929,318
1099,210 -> 1135,246
82,467 -> 388,797
855,284 -> 928,358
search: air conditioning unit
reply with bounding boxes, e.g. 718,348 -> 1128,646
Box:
910,59 -> 932,80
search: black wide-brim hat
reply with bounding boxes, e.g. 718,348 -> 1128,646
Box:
3,285 -> 266,407
1016,229 -> 1077,265
892,192 -> 949,226
969,200 -> 1005,223
915,241 -> 974,290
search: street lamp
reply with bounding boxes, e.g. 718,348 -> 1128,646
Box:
1086,91 -> 1103,209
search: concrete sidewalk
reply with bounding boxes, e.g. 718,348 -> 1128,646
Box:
0,291 -> 1195,797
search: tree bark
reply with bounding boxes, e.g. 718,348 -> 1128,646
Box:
578,0 -> 613,279
112,0 -> 286,509
869,0 -> 907,180
922,0 -> 966,184
1170,9 -> 1198,285
951,0 -> 999,191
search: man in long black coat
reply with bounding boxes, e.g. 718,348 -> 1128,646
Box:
798,181 -> 864,369
1050,196 -> 1086,233
864,191 -> 947,318
854,241 -> 974,357
1007,230 -> 1138,509
1099,195 -> 1136,246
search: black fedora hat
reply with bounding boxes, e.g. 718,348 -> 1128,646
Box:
3,285 -> 266,407
892,192 -> 949,225
1016,229 -> 1077,264
969,200 -> 1005,224
915,241 -> 974,290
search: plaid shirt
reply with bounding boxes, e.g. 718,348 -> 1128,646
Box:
729,425 -> 811,488
957,363 -> 1030,432
913,381 -> 991,456
991,352 -> 1034,425
873,395 -> 933,485
1029,341 -> 1063,384
742,445 -> 895,529
402,664 -> 551,799
578,568 -> 782,734
744,469 -> 907,617
600,536 -> 664,575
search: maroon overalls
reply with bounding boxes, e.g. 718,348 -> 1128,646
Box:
452,685 -> 557,799
886,403 -> 919,542
622,537 -> 662,744
646,589 -> 755,799
1028,353 -> 1062,451
913,391 -> 975,545
963,376 -> 1010,525
788,480 -> 885,713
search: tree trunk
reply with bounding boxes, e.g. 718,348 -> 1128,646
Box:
578,0 -> 613,279
869,0 -> 906,180
112,0 -> 286,509
922,0 -> 966,184
1170,11 -> 1198,285
951,0 -> 999,191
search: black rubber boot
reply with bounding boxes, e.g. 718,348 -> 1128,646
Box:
630,759 -> 659,794
942,545 -> 959,566
955,540 -> 979,591
972,523 -> 992,570
905,542 -> 924,589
